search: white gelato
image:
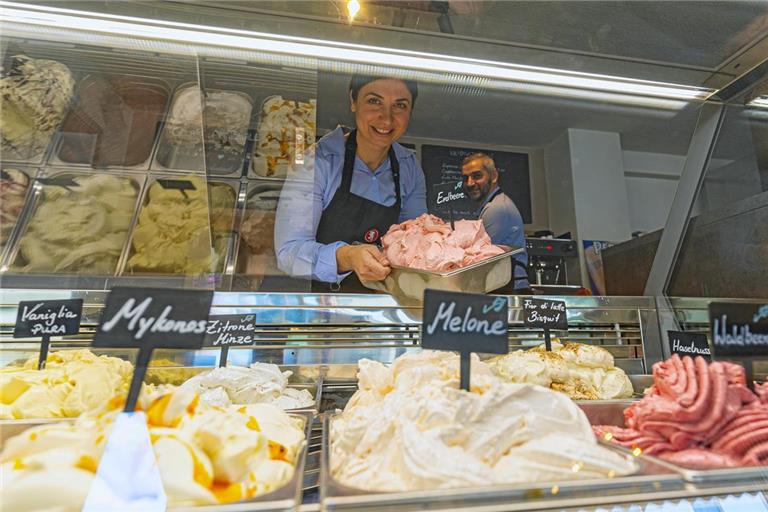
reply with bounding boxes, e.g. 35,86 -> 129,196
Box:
331,351 -> 637,492
489,342 -> 634,400
179,362 -> 314,409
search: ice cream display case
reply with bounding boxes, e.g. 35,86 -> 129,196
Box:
1,291 -> 767,510
2,1 -> 768,510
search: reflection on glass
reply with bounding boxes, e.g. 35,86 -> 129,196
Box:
126,176 -> 231,276
56,74 -> 169,168
11,174 -> 140,274
0,168 -> 31,251
0,54 -> 74,162
669,104 -> 768,298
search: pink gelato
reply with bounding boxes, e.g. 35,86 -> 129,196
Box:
594,354 -> 768,469
381,214 -> 504,272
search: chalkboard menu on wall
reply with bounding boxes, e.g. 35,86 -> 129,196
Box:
421,144 -> 531,223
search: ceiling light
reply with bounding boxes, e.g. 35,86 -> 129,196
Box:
747,96 -> 768,109
347,0 -> 361,20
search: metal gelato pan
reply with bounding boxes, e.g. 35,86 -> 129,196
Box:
321,413 -> 682,512
4,169 -> 144,276
153,83 -> 254,177
250,95 -> 317,181
52,73 -> 170,170
0,166 -> 37,257
143,364 -> 322,414
361,246 -> 525,302
120,175 -> 237,276
234,180 -> 284,290
579,401 -> 768,484
0,412 -> 312,512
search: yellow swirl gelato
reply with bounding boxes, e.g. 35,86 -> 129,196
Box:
127,177 -> 234,274
0,349 -> 133,419
0,387 -> 305,510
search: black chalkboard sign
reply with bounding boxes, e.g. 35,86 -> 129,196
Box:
432,180 -> 467,210
14,299 -> 83,370
204,314 -> 257,367
94,287 -> 213,411
422,144 -> 531,222
709,302 -> 768,358
523,298 -> 568,329
667,330 -> 711,360
422,289 -> 509,390
523,298 -> 568,351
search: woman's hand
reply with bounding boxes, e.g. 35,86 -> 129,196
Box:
336,244 -> 391,281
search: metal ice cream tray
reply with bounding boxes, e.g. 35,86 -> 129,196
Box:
320,413 -> 683,512
579,401 -> 768,484
142,363 -> 323,414
1,411 -> 313,512
361,246 -> 525,303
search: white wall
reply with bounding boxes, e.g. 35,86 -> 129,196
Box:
569,129 -> 632,242
544,131 -> 578,238
622,150 -> 685,234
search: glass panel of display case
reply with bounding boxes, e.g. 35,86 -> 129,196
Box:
34,1 -> 767,89
668,96 -> 768,298
0,35 -> 215,290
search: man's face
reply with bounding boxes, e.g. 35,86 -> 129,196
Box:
461,159 -> 495,201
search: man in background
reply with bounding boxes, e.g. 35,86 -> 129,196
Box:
461,152 -> 530,291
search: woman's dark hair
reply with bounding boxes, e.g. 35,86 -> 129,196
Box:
349,74 -> 418,106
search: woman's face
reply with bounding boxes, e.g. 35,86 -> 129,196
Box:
350,79 -> 413,152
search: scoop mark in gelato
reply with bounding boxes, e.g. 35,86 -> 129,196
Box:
100,297 -> 207,340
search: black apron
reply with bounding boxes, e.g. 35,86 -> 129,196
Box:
312,130 -> 402,292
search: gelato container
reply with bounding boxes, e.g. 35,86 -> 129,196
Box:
54,73 -> 170,169
0,54 -> 75,163
144,362 -> 320,413
154,83 -> 253,176
0,394 -> 311,512
0,167 -> 34,253
234,180 -> 284,290
0,349 -> 133,420
7,170 -> 143,275
361,246 -> 525,302
488,342 -> 635,400
250,95 -> 317,180
581,401 -> 768,484
123,175 -> 237,276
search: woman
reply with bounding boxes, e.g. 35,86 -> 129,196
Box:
275,75 -> 427,291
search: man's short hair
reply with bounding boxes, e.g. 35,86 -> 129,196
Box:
461,152 -> 496,174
